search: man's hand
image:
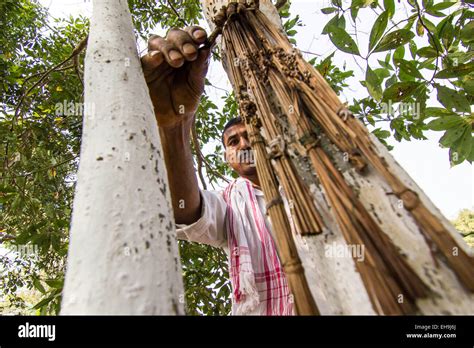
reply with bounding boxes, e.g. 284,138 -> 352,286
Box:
141,26 -> 211,129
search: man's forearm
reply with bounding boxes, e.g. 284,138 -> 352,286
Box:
159,119 -> 201,225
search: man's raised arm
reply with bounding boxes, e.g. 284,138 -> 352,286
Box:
141,26 -> 211,225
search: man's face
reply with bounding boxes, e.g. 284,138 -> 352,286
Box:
223,123 -> 257,176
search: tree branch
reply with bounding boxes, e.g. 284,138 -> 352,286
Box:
190,122 -> 230,185
191,122 -> 207,190
165,0 -> 188,27
413,0 -> 439,83
14,35 -> 89,121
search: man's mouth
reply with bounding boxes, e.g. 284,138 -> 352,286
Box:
238,150 -> 255,165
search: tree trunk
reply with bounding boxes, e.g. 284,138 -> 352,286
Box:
61,0 -> 184,314
201,0 -> 474,315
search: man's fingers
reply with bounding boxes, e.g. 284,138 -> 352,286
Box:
184,26 -> 208,45
141,50 -> 165,77
147,27 -> 209,69
166,28 -> 200,62
148,34 -> 184,68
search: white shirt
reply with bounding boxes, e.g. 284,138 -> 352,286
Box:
176,187 -> 307,315
176,188 -> 293,251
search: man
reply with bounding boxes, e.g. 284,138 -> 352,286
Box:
141,26 -> 295,315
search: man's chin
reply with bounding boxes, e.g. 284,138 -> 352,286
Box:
238,163 -> 257,176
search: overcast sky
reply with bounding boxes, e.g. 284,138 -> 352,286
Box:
38,0 -> 472,219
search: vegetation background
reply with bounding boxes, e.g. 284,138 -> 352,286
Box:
0,0 -> 472,315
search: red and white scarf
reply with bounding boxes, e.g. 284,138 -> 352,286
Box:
223,178 -> 294,315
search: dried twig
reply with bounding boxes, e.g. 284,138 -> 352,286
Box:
73,54 -> 84,88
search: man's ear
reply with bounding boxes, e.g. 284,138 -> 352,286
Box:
223,149 -> 227,163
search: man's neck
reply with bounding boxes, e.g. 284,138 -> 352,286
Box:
241,174 -> 261,190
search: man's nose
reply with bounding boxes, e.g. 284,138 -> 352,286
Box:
239,136 -> 251,150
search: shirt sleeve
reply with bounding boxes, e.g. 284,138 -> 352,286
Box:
176,190 -> 227,248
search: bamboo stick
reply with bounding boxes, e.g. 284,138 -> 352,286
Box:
222,19 -> 319,314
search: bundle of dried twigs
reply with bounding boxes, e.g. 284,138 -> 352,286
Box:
209,0 -> 474,315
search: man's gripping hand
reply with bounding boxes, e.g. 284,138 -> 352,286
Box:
141,26 -> 211,129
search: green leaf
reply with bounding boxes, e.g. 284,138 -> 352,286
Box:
321,7 -> 337,14
434,62 -> 474,79
45,279 -> 63,289
460,21 -> 474,43
373,29 -> 415,53
351,0 -> 362,21
395,59 -> 424,79
327,26 -> 360,55
417,47 -> 438,58
393,46 -> 405,64
463,75 -> 474,96
422,16 -> 437,32
32,295 -> 55,310
403,15 -> 417,31
365,66 -> 383,101
416,19 -> 424,36
369,11 -> 388,51
428,32 -> 443,52
419,57 -> 436,70
427,116 -> 464,131
430,1 -> 457,11
426,8 -> 446,18
322,14 -> 345,34
447,51 -> 474,66
435,85 -> 471,113
422,0 -> 434,8
374,68 -> 390,79
439,125 -> 466,147
438,19 -> 454,49
467,139 -> 474,163
424,107 -> 458,118
409,40 -> 417,59
383,0 -> 395,18
372,128 -> 391,139
33,278 -> 46,294
378,59 -> 393,70
385,74 -> 397,88
455,126 -> 473,160
382,81 -> 420,102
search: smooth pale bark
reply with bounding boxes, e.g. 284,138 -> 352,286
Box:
201,0 -> 474,314
61,0 -> 184,314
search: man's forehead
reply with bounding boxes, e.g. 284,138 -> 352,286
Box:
224,123 -> 246,139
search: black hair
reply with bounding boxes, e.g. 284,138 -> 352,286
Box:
221,117 -> 243,147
